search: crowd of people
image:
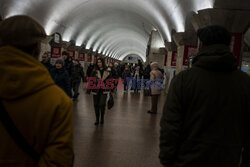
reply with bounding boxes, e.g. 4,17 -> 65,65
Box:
0,15 -> 249,167
41,51 -> 84,101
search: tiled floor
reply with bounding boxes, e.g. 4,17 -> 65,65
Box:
73,83 -> 165,167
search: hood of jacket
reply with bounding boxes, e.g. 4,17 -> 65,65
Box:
193,44 -> 237,72
0,46 -> 54,100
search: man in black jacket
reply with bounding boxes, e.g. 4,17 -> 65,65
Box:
159,25 -> 250,167
41,52 -> 53,74
71,59 -> 84,100
62,51 -> 74,77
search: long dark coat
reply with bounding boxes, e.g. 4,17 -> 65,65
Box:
160,44 -> 250,167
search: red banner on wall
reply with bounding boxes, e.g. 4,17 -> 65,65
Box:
94,56 -> 97,63
230,33 -> 243,66
87,54 -> 92,62
51,47 -> 61,58
164,54 -> 168,66
171,51 -> 177,67
68,50 -> 75,60
79,53 -> 85,62
183,46 -> 198,66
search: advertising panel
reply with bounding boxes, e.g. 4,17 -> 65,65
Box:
183,46 -> 198,66
87,54 -> 92,62
230,33 -> 243,66
79,53 -> 85,62
94,55 -> 98,63
51,47 -> 61,58
68,50 -> 75,60
171,51 -> 177,67
164,54 -> 168,66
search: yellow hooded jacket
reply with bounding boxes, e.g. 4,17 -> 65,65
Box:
0,46 -> 74,167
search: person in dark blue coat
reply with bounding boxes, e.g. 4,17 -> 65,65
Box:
51,59 -> 72,98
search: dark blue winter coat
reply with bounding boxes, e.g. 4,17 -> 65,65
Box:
51,67 -> 72,97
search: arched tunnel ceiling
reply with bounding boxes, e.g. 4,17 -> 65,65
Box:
1,0 -> 250,62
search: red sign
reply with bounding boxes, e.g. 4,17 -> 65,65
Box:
79,53 -> 85,62
230,33 -> 243,66
164,54 -> 168,66
51,47 -> 61,58
171,51 -> 177,67
94,56 -> 98,63
87,54 -> 92,62
68,50 -> 75,60
183,46 -> 198,66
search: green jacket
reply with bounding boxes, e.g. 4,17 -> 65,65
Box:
160,44 -> 250,167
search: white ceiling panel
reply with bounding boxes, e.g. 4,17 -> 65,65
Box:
1,0 -> 249,61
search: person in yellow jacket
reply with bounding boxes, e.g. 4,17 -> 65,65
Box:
0,16 -> 74,166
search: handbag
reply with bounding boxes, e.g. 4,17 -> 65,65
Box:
0,101 -> 40,161
107,94 -> 114,110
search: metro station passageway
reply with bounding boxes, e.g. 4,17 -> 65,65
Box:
73,83 -> 165,167
1,0 -> 250,167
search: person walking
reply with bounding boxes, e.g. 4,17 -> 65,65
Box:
51,59 -> 72,98
122,65 -> 131,92
86,62 -> 95,79
62,51 -> 74,77
87,58 -> 112,125
147,62 -> 163,114
132,65 -> 143,93
159,25 -> 250,167
0,15 -> 73,167
71,59 -> 84,100
114,62 -> 122,78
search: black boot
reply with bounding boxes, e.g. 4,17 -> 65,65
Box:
100,106 -> 105,124
94,106 -> 100,125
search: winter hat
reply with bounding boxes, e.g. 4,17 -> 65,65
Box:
55,59 -> 64,66
197,25 -> 231,46
0,15 -> 46,47
150,62 -> 159,70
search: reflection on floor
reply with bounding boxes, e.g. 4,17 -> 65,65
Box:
73,83 -> 166,167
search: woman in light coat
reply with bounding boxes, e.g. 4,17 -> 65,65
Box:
148,62 -> 163,114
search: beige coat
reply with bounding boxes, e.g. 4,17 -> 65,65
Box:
150,69 -> 163,95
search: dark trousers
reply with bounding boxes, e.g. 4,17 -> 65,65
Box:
132,78 -> 141,92
151,95 -> 159,113
93,94 -> 107,122
72,81 -> 80,98
124,82 -> 128,90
